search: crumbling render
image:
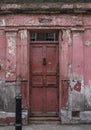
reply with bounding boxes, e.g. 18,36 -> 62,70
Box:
6,34 -> 16,56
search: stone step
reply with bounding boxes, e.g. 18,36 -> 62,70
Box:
29,116 -> 61,124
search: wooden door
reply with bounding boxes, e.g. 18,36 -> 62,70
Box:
29,32 -> 59,116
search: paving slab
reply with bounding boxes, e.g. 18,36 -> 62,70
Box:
0,124 -> 91,130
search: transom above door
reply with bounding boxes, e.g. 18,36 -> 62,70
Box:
29,30 -> 59,116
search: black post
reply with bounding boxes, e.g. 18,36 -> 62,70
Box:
15,93 -> 22,130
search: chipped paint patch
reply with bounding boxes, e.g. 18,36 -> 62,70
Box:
85,40 -> 91,46
20,30 -> 27,40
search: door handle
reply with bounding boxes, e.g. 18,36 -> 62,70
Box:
43,58 -> 47,65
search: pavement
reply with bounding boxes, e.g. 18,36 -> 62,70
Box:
0,124 -> 91,130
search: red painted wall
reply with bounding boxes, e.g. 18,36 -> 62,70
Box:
1,12 -> 91,123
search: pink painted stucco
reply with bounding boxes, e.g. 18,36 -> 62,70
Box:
0,2 -> 91,124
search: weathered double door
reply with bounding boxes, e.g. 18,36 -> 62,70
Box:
30,42 -> 59,116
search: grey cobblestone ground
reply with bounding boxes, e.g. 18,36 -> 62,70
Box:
0,124 -> 91,130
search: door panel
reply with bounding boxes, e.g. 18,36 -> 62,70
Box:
31,88 -> 44,112
30,43 -> 59,116
32,45 -> 43,73
46,76 -> 56,86
46,45 -> 57,73
32,76 -> 43,87
46,88 -> 58,112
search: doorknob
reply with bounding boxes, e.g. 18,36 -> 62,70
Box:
43,58 -> 47,65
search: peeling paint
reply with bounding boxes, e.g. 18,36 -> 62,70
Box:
72,16 -> 83,26
69,73 -> 91,111
84,80 -> 91,107
69,73 -> 84,93
73,32 -> 80,37
0,8 -> 91,124
66,30 -> 72,45
20,30 -> 27,40
68,73 -> 85,111
85,40 -> 91,46
7,37 -> 16,56
6,70 -> 14,78
6,33 -> 16,56
84,86 -> 91,106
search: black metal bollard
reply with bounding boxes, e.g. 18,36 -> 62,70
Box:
15,93 -> 22,130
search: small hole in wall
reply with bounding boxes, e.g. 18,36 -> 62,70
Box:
72,111 -> 80,117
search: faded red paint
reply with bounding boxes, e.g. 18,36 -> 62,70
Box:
0,15 -> 84,27
72,31 -> 84,76
73,81 -> 81,92
0,116 -> 27,125
61,30 -> 69,79
30,41 -> 59,115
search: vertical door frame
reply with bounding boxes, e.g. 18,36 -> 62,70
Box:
27,29 -> 63,117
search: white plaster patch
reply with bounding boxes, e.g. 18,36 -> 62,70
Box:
85,40 -> 91,46
22,110 -> 28,118
6,112 -> 15,117
0,18 -> 6,26
6,70 -> 14,78
20,30 -> 27,40
0,111 -> 27,119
